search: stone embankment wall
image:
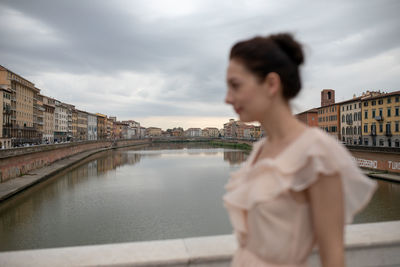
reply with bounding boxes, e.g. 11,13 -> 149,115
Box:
0,139 -> 150,182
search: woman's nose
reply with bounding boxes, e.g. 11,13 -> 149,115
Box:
225,91 -> 233,105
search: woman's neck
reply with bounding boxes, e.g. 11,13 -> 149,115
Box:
260,102 -> 306,144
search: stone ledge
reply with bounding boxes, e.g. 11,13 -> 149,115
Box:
0,221 -> 399,267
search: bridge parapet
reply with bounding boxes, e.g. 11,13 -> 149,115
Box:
0,221 -> 399,267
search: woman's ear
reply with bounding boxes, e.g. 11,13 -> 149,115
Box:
264,72 -> 282,97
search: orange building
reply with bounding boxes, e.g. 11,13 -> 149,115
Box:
296,108 -> 318,127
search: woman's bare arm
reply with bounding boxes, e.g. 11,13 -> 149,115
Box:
307,173 -> 345,267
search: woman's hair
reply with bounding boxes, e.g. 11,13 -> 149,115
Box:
230,33 -> 304,100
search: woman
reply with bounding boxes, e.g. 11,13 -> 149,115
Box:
223,33 -> 377,267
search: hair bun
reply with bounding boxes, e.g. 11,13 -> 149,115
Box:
270,33 -> 304,66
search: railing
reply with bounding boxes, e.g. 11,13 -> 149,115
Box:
0,221 -> 399,267
385,131 -> 392,137
375,116 -> 384,121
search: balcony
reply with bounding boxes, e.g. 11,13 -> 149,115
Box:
385,131 -> 392,137
370,130 -> 377,136
346,120 -> 353,125
374,116 -> 384,121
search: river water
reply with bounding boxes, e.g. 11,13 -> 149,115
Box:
0,143 -> 399,251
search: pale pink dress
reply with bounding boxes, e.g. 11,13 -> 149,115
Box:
223,127 -> 377,267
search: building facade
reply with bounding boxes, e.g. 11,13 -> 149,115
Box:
42,96 -> 55,143
185,128 -> 201,137
96,113 -> 107,140
33,92 -> 45,143
203,127 -> 219,137
146,127 -> 162,137
54,100 -> 68,142
0,65 -> 39,146
361,91 -> 400,147
296,109 -> 318,127
77,110 -> 88,141
87,113 -> 97,141
340,98 -> 362,145
72,108 -> 78,141
0,85 -> 12,148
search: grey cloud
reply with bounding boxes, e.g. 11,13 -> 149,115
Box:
0,0 -> 399,120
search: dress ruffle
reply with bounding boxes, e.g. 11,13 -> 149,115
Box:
223,128 -> 377,235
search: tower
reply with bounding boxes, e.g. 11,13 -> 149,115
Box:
321,89 -> 335,107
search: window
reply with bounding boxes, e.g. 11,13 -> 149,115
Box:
342,115 -> 345,122
388,98 -> 391,104
358,112 -> 361,120
396,122 -> 399,132
378,99 -> 383,105
396,107 -> 399,116
342,127 -> 345,136
386,123 -> 391,133
342,106 -> 344,111
388,108 -> 391,117
364,110 -> 368,119
354,104 -> 357,109
379,139 -> 384,146
359,103 -> 361,108
396,96 -> 399,102
372,109 -> 376,118
354,113 -> 357,121
364,102 -> 368,107
364,138 -> 369,146
379,124 -> 383,132
379,108 -> 383,117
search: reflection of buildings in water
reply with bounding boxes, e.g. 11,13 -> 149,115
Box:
224,151 -> 248,165
87,161 -> 98,177
95,152 -> 142,175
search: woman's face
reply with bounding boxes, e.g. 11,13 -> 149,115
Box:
225,59 -> 270,122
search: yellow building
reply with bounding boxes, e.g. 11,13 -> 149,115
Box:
96,113 -> 107,140
42,96 -> 55,143
146,127 -> 162,137
361,91 -> 400,147
203,127 -> 219,137
0,65 -> 39,146
77,110 -> 88,141
0,85 -> 12,148
106,117 -> 114,139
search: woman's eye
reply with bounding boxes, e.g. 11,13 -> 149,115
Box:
231,83 -> 240,90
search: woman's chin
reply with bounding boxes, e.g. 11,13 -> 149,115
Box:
238,114 -> 253,123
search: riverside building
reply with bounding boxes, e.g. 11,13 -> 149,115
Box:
318,89 -> 340,140
340,97 -> 362,145
96,113 -> 107,140
54,100 -> 68,142
77,110 -> 88,141
87,113 -> 98,141
361,90 -> 400,147
0,65 -> 39,146
33,92 -> 45,143
296,108 -> 318,127
0,84 -> 12,148
42,96 -> 55,143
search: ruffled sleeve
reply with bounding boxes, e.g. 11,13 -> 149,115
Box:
223,128 -> 377,236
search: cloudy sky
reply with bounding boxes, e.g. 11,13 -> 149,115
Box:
1,0 -> 399,130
